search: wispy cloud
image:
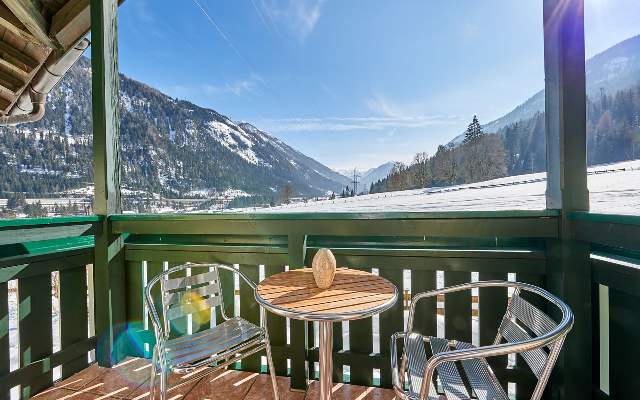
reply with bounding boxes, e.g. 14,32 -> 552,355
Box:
259,115 -> 462,133
161,74 -> 264,100
258,0 -> 326,41
203,76 -> 262,96
261,93 -> 462,133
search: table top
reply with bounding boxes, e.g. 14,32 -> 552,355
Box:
255,268 -> 398,321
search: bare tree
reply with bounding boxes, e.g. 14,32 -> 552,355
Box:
412,152 -> 431,188
280,183 -> 294,204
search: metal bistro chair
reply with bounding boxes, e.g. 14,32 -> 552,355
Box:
391,281 -> 574,400
144,263 -> 279,400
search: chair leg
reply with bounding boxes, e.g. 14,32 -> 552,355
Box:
159,366 -> 169,400
149,348 -> 158,400
265,340 -> 280,400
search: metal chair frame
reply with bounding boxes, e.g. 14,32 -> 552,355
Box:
144,263 -> 279,400
390,280 -> 574,400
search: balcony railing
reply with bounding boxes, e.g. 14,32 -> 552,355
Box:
1,211 -> 639,399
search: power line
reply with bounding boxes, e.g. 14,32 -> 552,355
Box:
191,0 -> 256,74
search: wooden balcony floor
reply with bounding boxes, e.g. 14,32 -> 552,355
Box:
33,358 -> 397,400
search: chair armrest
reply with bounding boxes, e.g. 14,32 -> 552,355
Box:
390,332 -> 404,394
419,332 -> 569,397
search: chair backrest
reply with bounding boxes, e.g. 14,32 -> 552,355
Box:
154,264 -> 228,336
496,284 -> 572,381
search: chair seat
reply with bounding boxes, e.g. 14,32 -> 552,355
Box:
405,333 -> 508,400
164,317 -> 264,370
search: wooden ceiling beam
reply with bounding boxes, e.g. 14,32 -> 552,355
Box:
50,0 -> 89,50
0,3 -> 38,43
0,40 -> 38,73
0,67 -> 24,94
1,0 -> 57,48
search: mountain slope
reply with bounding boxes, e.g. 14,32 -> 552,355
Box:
0,57 -> 346,199
360,162 -> 395,191
450,34 -> 640,144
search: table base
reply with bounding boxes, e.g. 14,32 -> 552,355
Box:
319,321 -> 333,400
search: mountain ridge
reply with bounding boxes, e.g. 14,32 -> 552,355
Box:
449,34 -> 640,145
0,57 -> 350,204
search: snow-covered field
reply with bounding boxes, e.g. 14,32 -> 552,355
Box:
241,160 -> 640,215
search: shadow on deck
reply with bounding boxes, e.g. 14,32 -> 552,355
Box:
32,358 -> 397,400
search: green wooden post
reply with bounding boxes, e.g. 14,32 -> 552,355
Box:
60,265 -> 90,378
19,275 -> 53,397
91,0 -> 125,367
543,0 -> 592,398
288,234 -> 308,390
0,282 -> 8,400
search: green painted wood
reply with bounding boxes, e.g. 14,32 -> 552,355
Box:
332,322 -> 343,383
478,272 -> 509,395
609,287 -> 640,398
0,216 -> 100,229
126,234 -> 288,246
110,210 -> 560,222
264,265 -> 288,376
19,274 -> 53,397
545,239 -> 592,400
305,254 -> 545,274
348,267 -> 374,387
60,265 -> 90,379
0,281 -> 7,400
378,268 -> 403,388
0,224 -> 94,246
91,0 -> 122,368
112,216 -> 559,239
543,0 -> 588,212
94,231 -> 127,367
0,248 -> 93,283
411,269 -> 437,337
288,234 -> 308,389
444,271 -> 472,343
125,247 -> 288,266
568,211 -> 640,226
91,0 -> 121,216
591,254 -> 640,297
572,219 -> 640,251
239,264 -> 261,372
0,237 -> 93,264
0,337 -> 96,390
125,260 -> 145,358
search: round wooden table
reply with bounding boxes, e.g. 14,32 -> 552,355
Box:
255,267 -> 398,400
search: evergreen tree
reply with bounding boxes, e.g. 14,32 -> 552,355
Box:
463,115 -> 484,144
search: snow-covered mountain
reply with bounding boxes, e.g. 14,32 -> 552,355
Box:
450,34 -> 640,144
360,162 -> 395,191
0,57 -> 350,199
336,162 -> 395,193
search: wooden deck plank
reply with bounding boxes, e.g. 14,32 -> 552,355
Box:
33,358 -> 398,399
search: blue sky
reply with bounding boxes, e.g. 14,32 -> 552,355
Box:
117,0 -> 640,170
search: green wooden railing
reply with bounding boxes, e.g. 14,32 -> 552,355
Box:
112,211 -> 559,399
569,212 -> 640,400
0,216 -> 99,398
3,211 -> 638,400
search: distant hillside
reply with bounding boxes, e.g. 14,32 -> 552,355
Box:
0,57 -> 349,203
450,34 -> 640,144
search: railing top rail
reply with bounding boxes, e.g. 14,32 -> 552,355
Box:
0,215 -> 101,229
569,211 -> 640,226
110,210 -> 559,222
